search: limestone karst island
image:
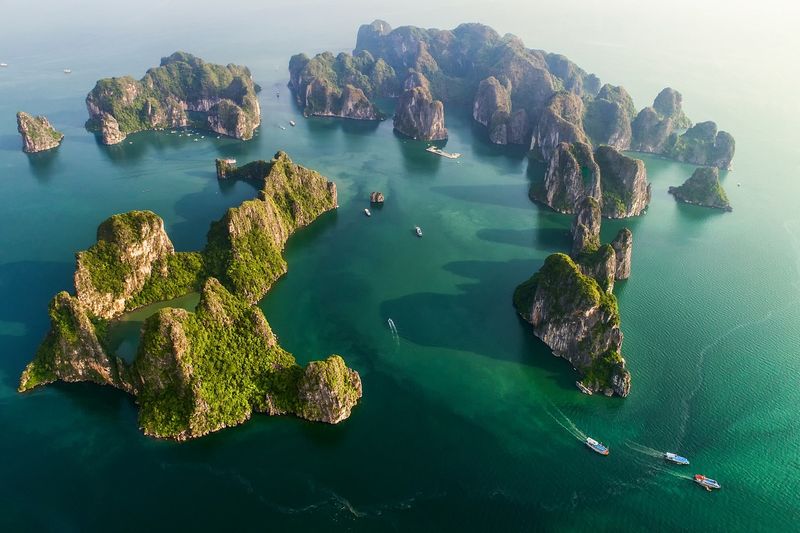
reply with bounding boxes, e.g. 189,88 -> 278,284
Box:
5,2 -> 795,531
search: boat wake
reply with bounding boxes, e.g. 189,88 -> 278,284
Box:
625,441 -> 664,458
677,296 -> 800,445
387,318 -> 399,345
546,404 -> 588,442
643,462 -> 694,481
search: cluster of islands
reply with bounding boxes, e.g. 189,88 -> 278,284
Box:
15,20 -> 736,439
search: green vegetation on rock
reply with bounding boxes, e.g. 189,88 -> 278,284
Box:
16,112 -> 64,153
513,253 -> 629,396
86,52 -> 260,144
668,166 -> 731,211
19,152 -> 360,439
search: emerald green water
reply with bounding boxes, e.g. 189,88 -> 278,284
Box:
2,2 -> 799,530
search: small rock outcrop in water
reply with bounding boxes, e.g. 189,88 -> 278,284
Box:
16,112 -> 64,153
630,87 -> 692,153
18,152 -> 361,440
295,355 -> 363,424
668,166 -> 732,211
393,85 -> 447,140
530,142 -> 600,214
86,52 -> 260,144
370,191 -> 385,204
665,121 -> 736,170
513,254 -> 631,397
594,145 -> 651,218
570,196 -> 602,256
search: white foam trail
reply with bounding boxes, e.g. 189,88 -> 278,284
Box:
677,297 -> 800,444
625,441 -> 664,458
387,318 -> 399,345
546,404 -> 588,442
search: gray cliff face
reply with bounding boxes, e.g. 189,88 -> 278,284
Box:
300,79 -> 382,120
404,71 -> 430,91
531,142 -> 600,214
594,146 -> 651,218
16,112 -> 64,153
577,244 -> 617,293
18,292 -> 133,393
74,211 -> 175,319
99,113 -> 126,145
473,76 -> 511,127
611,228 -> 633,280
85,53 -> 260,144
207,97 -> 262,139
653,87 -> 691,128
630,107 -> 672,153
583,84 -> 636,150
513,254 -> 631,397
393,86 -> 447,140
531,92 -> 588,160
295,355 -> 363,424
631,87 -> 691,153
666,121 -> 736,170
571,196 -> 602,256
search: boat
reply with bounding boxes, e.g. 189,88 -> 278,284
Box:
425,145 -> 461,159
585,437 -> 609,456
576,381 -> 593,395
0,63 -> 7,68
415,226 -> 423,237
364,208 -> 371,217
693,474 -> 721,491
63,69 -> 72,74
664,452 -> 690,465
279,125 -> 286,130
289,120 -> 296,127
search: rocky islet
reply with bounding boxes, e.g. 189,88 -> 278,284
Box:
16,112 -> 64,153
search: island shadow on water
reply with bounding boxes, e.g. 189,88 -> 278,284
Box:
379,257 -> 586,392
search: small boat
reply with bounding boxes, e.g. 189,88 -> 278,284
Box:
425,145 -> 461,159
289,120 -> 296,127
694,474 -> 721,491
0,63 -> 8,68
585,437 -> 609,456
364,208 -> 371,217
63,68 -> 72,74
279,125 -> 286,130
664,452 -> 690,465
576,381 -> 593,395
415,226 -> 423,237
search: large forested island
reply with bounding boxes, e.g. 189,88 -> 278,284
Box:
18,152 -> 361,440
85,52 -> 261,145
289,20 -> 735,169
288,20 -> 739,396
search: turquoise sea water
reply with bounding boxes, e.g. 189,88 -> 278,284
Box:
1,1 -> 799,530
